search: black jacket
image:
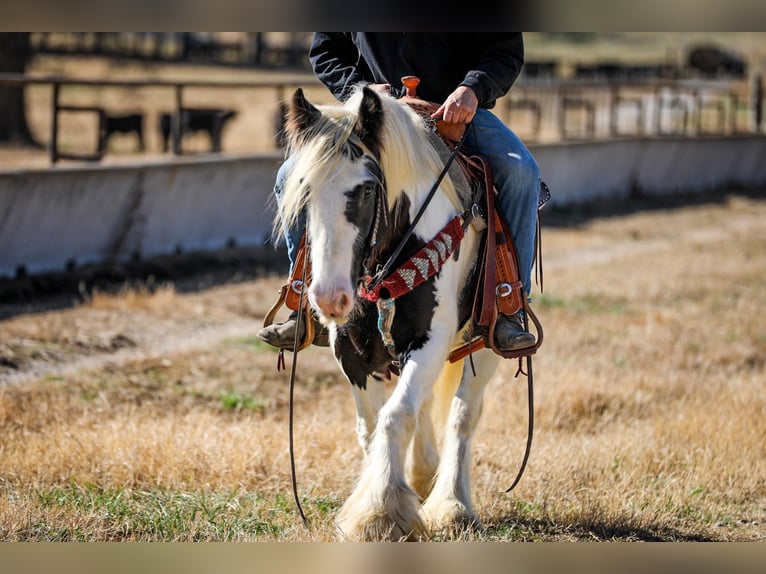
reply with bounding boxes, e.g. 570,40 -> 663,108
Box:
309,33 -> 524,110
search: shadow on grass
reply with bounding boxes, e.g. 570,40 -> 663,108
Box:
0,244 -> 289,320
486,514 -> 717,542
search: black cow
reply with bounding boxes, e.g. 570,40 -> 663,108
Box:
99,112 -> 145,152
687,44 -> 747,78
159,108 -> 237,153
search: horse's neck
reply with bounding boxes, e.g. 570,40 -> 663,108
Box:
393,137 -> 465,241
374,104 -> 469,244
401,180 -> 457,242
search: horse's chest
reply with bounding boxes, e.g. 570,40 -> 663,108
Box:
334,283 -> 437,389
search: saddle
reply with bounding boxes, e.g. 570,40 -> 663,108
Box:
399,76 -> 544,361
261,233 -> 315,352
261,76 -> 545,360
447,153 -> 544,363
398,76 -> 466,144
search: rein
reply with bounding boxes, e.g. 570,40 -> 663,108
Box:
288,241 -> 311,527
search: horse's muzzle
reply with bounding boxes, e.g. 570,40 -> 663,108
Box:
309,283 -> 355,324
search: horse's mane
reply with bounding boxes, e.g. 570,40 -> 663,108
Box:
276,86 -> 468,241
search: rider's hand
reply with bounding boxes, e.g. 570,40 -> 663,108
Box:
432,86 -> 478,124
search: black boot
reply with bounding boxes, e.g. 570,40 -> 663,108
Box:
491,310 -> 535,351
256,311 -> 330,349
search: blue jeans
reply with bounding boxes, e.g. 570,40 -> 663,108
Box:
273,152 -> 303,273
274,108 -> 540,295
463,109 -> 540,296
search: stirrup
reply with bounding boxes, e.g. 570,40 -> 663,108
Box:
262,284 -> 315,351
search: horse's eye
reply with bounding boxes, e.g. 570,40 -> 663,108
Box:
345,182 -> 376,201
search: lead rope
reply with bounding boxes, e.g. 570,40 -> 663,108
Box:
288,237 -> 310,527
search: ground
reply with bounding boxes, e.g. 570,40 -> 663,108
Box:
1,190 -> 764,541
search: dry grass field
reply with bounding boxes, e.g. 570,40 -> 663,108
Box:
1,36 -> 765,543
1,191 -> 764,541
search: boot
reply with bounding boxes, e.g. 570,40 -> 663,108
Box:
490,310 -> 536,352
256,310 -> 330,349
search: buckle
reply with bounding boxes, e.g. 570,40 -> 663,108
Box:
290,280 -> 305,294
470,203 -> 487,232
496,282 -> 513,297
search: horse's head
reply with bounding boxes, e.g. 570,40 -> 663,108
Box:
279,86 -> 391,324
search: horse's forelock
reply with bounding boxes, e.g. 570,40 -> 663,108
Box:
277,106 -> 359,241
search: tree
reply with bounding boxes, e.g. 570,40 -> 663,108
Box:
0,33 -> 38,146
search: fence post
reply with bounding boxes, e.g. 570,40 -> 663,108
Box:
173,84 -> 183,154
49,82 -> 60,164
754,74 -> 763,132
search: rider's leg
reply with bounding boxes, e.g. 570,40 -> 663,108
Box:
463,109 -> 540,350
257,154 -> 329,348
274,154 -> 304,274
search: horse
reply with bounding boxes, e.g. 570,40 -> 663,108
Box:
277,84 -> 513,541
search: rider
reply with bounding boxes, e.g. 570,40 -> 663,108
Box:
257,32 -> 541,352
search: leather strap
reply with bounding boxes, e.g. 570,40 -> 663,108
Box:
285,234 -> 311,312
447,156 -> 541,363
261,233 -> 315,352
475,156 -> 498,328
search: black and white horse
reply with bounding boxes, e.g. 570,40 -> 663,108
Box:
278,85 -> 503,541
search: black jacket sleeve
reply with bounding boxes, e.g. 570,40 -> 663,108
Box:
309,33 -> 371,102
458,33 -> 524,108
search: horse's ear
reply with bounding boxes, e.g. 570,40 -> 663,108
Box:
286,88 -> 321,143
356,86 -> 384,157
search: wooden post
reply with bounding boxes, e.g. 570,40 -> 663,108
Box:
173,84 -> 183,154
49,82 -> 60,163
753,75 -> 763,132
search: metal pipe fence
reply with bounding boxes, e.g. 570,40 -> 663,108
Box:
1,73 -> 763,164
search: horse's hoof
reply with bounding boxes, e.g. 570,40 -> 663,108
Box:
422,500 -> 483,538
335,513 -> 428,542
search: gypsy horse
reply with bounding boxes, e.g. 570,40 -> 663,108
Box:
277,85 -> 515,541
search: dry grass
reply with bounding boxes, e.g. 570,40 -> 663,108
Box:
1,193 -> 765,541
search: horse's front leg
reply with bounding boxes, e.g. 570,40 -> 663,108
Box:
422,349 -> 500,534
406,389 -> 439,500
349,377 -> 386,456
335,331 -> 452,541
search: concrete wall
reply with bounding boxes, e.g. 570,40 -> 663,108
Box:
535,135 -> 766,205
1,137 -> 765,278
0,154 -> 281,278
